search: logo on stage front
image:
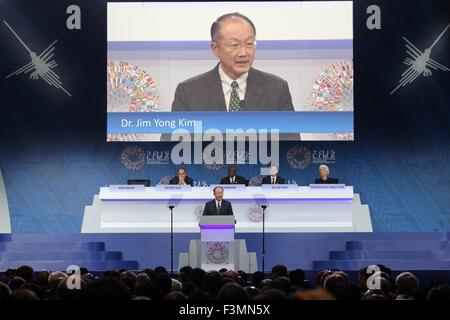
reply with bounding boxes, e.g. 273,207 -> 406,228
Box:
391,23 -> 450,95
3,20 -> 71,97
207,242 -> 229,264
121,146 -> 146,170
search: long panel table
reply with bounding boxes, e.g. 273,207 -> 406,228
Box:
82,185 -> 372,233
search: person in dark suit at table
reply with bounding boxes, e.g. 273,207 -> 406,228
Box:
261,165 -> 286,185
220,165 -> 249,186
171,12 -> 294,112
314,165 -> 339,184
169,167 -> 194,186
203,186 -> 234,216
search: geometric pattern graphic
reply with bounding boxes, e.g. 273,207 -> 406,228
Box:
310,60 -> 354,111
287,145 -> 312,170
121,146 -> 146,170
107,60 -> 160,142
247,203 -> 266,222
4,20 -> 72,97
107,60 -> 159,112
206,242 -> 229,264
390,24 -> 450,95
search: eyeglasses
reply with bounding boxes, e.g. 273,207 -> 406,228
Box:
224,40 -> 257,52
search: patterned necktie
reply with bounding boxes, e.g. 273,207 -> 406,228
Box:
217,201 -> 221,214
229,81 -> 240,111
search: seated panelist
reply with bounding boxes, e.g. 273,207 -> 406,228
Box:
203,186 -> 234,216
314,165 -> 339,184
261,165 -> 286,184
169,167 -> 194,186
220,165 -> 249,186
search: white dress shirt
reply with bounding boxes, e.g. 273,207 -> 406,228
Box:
218,64 -> 248,111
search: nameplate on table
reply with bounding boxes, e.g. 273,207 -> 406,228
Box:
109,185 -> 145,192
309,184 -> 345,189
210,184 -> 246,191
261,184 -> 298,191
155,185 -> 191,192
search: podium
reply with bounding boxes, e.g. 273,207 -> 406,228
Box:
178,215 -> 258,272
199,215 -> 236,270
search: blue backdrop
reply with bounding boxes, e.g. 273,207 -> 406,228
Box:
0,0 -> 449,232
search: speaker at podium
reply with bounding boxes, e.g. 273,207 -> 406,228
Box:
178,215 -> 258,272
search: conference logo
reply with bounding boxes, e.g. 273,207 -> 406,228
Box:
3,20 -> 71,97
287,145 -> 312,170
247,203 -> 265,222
390,23 -> 450,95
121,146 -> 146,170
121,146 -> 171,170
312,149 -> 336,164
203,149 -> 253,171
203,147 -> 225,171
206,242 -> 229,264
146,150 -> 170,165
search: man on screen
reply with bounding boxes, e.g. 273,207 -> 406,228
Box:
261,165 -> 286,184
203,186 -> 234,216
220,165 -> 249,186
169,167 -> 194,186
172,12 -> 294,112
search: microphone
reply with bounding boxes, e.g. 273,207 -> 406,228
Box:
169,205 -> 175,210
261,205 -> 267,210
239,100 -> 245,109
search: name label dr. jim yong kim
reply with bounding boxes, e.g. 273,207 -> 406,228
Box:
122,118 -> 198,129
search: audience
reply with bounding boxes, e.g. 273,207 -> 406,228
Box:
0,263 -> 448,300
0,282 -> 12,301
395,272 -> 419,300
216,282 -> 248,300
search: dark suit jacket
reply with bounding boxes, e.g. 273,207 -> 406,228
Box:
202,199 -> 234,216
314,177 -> 339,184
261,175 -> 286,185
172,64 -> 294,111
169,176 -> 194,186
220,175 -> 249,186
